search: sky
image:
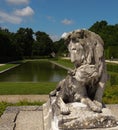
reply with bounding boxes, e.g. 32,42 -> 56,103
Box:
0,0 -> 118,41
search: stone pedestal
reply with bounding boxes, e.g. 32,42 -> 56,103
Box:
43,97 -> 118,130
57,103 -> 117,129
0,104 -> 117,130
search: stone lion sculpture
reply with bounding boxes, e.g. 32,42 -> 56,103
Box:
50,29 -> 108,115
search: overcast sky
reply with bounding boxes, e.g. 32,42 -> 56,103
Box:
0,0 -> 118,41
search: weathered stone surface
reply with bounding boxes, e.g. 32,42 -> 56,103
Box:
58,102 -> 117,129
5,106 -> 42,113
15,111 -> 43,130
106,104 -> 118,120
1,112 -> 17,122
0,121 -> 14,130
0,112 -> 17,130
43,99 -> 54,130
43,98 -> 118,130
0,106 -> 43,130
0,105 -> 117,130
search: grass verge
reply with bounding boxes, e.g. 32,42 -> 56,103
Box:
103,82 -> 118,104
51,58 -> 74,69
0,101 -> 44,117
0,60 -> 27,72
0,64 -> 18,72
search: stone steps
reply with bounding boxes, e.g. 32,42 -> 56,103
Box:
0,106 -> 44,130
0,105 -> 118,130
15,111 -> 43,130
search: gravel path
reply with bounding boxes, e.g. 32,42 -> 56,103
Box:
0,95 -> 49,103
106,60 -> 118,64
0,64 -> 5,66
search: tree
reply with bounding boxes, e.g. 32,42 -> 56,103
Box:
15,28 -> 34,57
32,41 -> 40,56
53,39 -> 68,56
0,30 -> 10,57
34,31 -> 54,56
89,20 -> 108,33
0,28 -> 14,62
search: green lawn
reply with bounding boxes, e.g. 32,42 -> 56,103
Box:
103,84 -> 118,104
0,82 -> 57,95
0,64 -> 18,72
51,58 -> 74,69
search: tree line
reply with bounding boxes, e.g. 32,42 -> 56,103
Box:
0,20 -> 118,63
89,20 -> 118,59
0,27 -> 67,63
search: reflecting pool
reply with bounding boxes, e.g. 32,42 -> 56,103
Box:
0,61 -> 67,82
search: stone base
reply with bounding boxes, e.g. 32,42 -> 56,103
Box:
0,106 -> 43,130
57,103 -> 117,129
0,104 -> 117,130
43,98 -> 118,130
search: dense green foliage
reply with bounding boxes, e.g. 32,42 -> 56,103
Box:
0,20 -> 118,63
33,31 -> 54,56
0,28 -> 54,63
89,20 -> 118,59
53,39 -> 68,56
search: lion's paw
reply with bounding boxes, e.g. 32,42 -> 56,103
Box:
93,100 -> 102,112
60,105 -> 70,115
90,101 -> 102,113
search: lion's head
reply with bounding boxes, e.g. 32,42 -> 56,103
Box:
62,29 -> 104,68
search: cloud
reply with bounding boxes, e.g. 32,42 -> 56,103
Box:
61,32 -> 68,38
14,6 -> 34,17
0,6 -> 34,24
6,0 -> 29,5
0,11 -> 22,24
49,34 -> 60,42
61,18 -> 74,25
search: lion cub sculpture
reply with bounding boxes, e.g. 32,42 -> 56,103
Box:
50,29 -> 108,115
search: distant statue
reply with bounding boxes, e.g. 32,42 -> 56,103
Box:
50,29 -> 108,114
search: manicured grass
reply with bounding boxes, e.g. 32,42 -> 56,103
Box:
0,82 -> 57,95
0,64 -> 18,72
0,60 -> 27,72
0,101 -> 44,117
108,71 -> 118,85
52,58 -> 74,69
103,84 -> 118,104
106,62 -> 118,72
